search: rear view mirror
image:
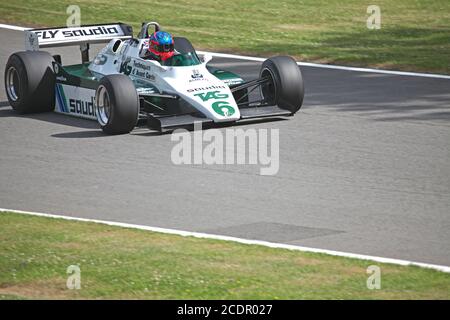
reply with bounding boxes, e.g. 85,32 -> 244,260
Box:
201,53 -> 213,64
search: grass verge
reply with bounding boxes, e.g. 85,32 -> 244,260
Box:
0,211 -> 449,299
0,0 -> 449,74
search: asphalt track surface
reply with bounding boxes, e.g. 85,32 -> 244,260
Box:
1,28 -> 449,266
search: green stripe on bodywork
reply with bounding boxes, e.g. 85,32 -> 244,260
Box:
63,63 -> 97,80
207,66 -> 244,85
58,63 -> 100,90
58,84 -> 68,113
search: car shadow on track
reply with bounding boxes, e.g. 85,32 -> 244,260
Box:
0,107 -> 99,129
52,127 -> 164,138
0,105 -> 289,138
51,130 -> 106,138
130,117 -> 288,137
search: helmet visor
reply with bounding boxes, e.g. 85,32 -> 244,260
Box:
152,43 -> 174,53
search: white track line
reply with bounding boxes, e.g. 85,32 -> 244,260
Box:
198,51 -> 450,80
0,23 -> 449,80
1,208 -> 449,273
0,23 -> 30,31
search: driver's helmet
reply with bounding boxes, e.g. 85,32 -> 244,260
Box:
148,31 -> 175,61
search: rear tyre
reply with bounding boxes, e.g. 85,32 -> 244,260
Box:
4,51 -> 55,114
95,74 -> 139,135
260,56 -> 304,114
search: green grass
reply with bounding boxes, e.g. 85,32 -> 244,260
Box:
0,0 -> 449,73
0,211 -> 449,299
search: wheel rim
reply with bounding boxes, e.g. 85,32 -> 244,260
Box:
260,68 -> 277,105
6,66 -> 20,102
96,85 -> 111,126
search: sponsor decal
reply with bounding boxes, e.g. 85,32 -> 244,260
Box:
119,58 -> 154,80
53,63 -> 67,82
187,85 -> 226,93
132,60 -> 151,71
193,90 -> 235,117
69,97 -> 96,117
136,87 -> 157,95
189,69 -> 205,82
194,91 -> 228,102
55,84 -> 97,119
132,69 -> 155,81
223,79 -> 244,86
212,101 -> 235,116
191,69 -> 203,79
119,58 -> 132,75
34,25 -> 121,40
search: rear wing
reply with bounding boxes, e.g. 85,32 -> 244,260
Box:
25,23 -> 133,62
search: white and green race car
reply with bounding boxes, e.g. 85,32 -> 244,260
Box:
4,21 -> 304,134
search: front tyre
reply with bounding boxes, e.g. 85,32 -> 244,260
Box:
95,74 -> 139,135
4,51 -> 55,113
260,56 -> 304,114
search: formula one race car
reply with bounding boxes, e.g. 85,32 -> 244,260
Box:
4,22 -> 304,134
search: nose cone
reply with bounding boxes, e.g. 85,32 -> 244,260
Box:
187,86 -> 241,122
165,66 -> 241,122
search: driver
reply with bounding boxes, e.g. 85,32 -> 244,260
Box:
140,31 -> 175,62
